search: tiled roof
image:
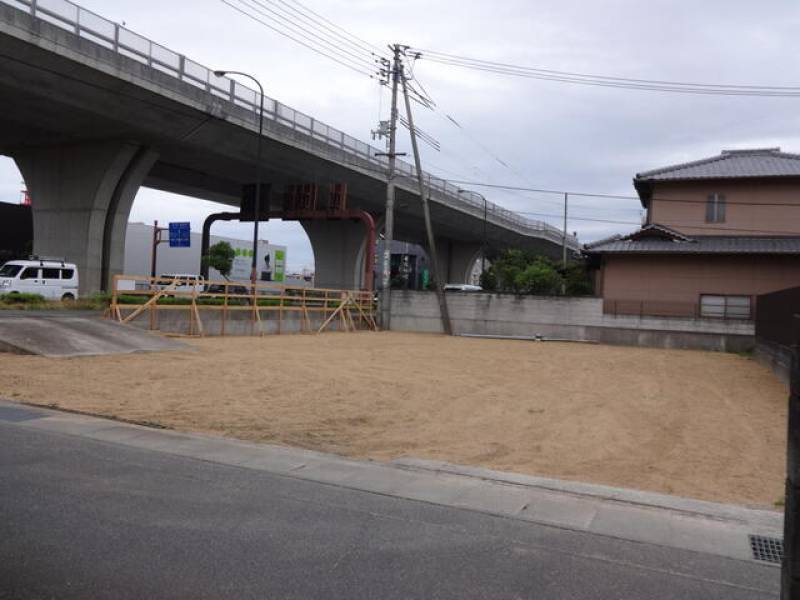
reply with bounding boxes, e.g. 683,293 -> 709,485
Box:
585,234 -> 800,255
635,148 -> 800,182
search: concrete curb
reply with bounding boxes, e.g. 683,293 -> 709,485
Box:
1,399 -> 783,565
390,458 -> 783,531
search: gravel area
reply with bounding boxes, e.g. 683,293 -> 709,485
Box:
0,332 -> 787,508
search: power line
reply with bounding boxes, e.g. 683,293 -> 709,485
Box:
264,0 -> 384,57
413,48 -> 800,97
514,209 -> 800,236
418,49 -> 800,91
228,0 -> 377,72
244,0 -> 381,69
221,0 -> 377,78
450,179 -> 800,208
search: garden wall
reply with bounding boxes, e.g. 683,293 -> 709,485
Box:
390,291 -> 754,352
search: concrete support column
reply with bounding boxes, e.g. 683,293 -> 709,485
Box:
302,219 -> 370,290
14,142 -> 157,295
434,239 -> 482,284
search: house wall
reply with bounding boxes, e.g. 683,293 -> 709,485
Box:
602,254 -> 800,306
648,179 -> 800,236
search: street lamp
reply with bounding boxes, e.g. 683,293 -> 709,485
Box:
213,70 -> 265,286
458,189 -> 488,279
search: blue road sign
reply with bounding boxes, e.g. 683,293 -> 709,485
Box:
169,222 -> 191,248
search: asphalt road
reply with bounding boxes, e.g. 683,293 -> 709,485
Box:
0,423 -> 779,599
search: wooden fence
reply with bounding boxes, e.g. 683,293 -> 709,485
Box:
109,275 -> 377,336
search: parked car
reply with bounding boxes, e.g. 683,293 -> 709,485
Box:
155,273 -> 205,294
443,284 -> 483,292
205,283 -> 252,296
0,257 -> 79,300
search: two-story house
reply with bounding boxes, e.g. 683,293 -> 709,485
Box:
584,148 -> 800,319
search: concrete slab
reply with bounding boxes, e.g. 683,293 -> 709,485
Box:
22,414 -> 119,437
589,503 -> 674,547
0,314 -> 186,356
452,481 -> 535,516
667,514 -> 754,560
521,491 -> 600,530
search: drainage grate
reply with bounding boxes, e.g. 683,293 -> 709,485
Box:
749,534 -> 784,564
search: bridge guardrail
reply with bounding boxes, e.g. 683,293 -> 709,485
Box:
2,0 -> 578,249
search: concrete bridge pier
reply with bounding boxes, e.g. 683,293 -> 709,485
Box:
435,240 -> 483,285
302,218 -> 373,290
13,142 -> 158,295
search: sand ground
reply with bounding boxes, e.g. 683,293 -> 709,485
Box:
0,332 -> 787,508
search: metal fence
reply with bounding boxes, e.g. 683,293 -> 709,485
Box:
603,298 -> 754,320
0,0 -> 578,249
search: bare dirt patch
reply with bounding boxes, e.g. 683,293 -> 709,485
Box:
0,332 -> 787,507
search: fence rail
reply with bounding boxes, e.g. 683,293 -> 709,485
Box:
0,0 -> 578,249
109,275 -> 377,336
603,299 -> 754,321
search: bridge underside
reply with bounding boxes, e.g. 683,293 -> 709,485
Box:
0,6 -> 565,294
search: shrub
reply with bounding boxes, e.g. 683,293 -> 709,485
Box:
0,292 -> 46,304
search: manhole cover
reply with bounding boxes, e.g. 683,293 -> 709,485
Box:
749,534 -> 783,564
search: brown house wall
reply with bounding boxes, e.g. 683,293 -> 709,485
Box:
648,179 -> 800,236
602,254 -> 800,307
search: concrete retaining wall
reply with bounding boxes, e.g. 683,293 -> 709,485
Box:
390,291 -> 755,352
122,307 -> 365,336
754,339 -> 792,385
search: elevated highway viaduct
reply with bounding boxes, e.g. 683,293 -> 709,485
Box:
0,0 -> 578,294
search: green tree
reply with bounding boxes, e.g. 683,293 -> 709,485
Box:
479,269 -> 497,291
202,241 -> 236,279
513,257 -> 564,295
484,250 -> 589,296
563,262 -> 594,296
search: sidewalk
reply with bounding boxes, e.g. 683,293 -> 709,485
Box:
0,399 -> 783,565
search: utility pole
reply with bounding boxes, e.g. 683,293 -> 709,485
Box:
150,220 -> 167,279
378,45 -> 403,330
482,194 -> 488,278
561,192 -> 569,295
400,61 -> 452,335
562,192 -> 569,270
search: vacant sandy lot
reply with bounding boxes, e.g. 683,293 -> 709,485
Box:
0,332 -> 788,507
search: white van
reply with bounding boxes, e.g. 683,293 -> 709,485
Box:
0,258 -> 80,300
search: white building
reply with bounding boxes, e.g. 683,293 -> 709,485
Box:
123,222 -> 287,284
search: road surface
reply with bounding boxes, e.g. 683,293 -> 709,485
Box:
0,417 -> 779,599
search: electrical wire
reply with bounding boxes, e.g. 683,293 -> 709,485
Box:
272,0 -> 385,56
413,48 -> 800,97
262,0 -> 384,60
244,0 -> 381,69
447,180 -> 800,208
221,0 -> 377,78
227,0 -> 377,72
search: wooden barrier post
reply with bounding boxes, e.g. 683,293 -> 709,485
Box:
221,282 -> 228,336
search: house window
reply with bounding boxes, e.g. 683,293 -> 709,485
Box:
700,295 -> 751,319
705,193 -> 726,223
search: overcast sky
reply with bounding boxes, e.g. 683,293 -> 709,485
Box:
2,0 -> 799,270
